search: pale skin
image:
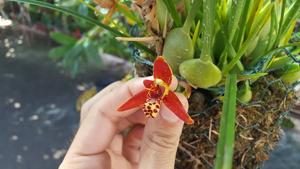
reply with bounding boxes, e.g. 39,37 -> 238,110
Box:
59,76 -> 188,169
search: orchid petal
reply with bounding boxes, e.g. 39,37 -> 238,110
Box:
117,90 -> 148,111
143,79 -> 154,88
163,91 -> 194,124
154,56 -> 173,85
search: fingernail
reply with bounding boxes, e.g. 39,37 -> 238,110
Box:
161,108 -> 179,123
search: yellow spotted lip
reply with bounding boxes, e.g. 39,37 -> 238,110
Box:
143,99 -> 161,118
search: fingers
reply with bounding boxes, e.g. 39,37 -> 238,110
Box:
123,125 -> 144,164
59,151 -> 111,169
138,93 -> 188,169
65,77 -> 148,156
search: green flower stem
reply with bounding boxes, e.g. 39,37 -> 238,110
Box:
215,73 -> 237,169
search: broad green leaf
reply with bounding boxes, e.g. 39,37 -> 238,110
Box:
48,46 -> 71,60
50,32 -> 77,45
215,74 -> 237,169
63,42 -> 84,68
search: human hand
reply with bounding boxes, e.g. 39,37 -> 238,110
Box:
59,76 -> 188,169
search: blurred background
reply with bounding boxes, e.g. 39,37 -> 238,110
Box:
0,0 -> 299,169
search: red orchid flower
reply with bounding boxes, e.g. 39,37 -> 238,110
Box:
117,56 -> 194,124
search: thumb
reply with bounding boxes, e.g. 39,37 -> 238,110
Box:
138,93 -> 188,169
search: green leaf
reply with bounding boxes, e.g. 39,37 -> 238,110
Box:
71,60 -> 80,78
280,117 -> 295,129
223,3 -> 274,74
200,0 -> 217,62
162,0 -> 182,27
215,74 -> 237,169
226,0 -> 246,43
192,20 -> 201,48
84,42 -> 102,65
279,0 -> 300,41
115,3 -> 142,25
78,3 -> 89,16
238,72 -> 268,81
50,32 -> 77,45
63,42 -> 84,68
48,46 -> 71,60
7,0 -> 155,55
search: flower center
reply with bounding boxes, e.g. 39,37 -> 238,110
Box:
154,79 -> 169,98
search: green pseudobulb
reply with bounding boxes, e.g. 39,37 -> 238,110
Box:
179,59 -> 222,88
237,81 -> 252,103
163,28 -> 194,74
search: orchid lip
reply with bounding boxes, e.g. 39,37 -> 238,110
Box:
154,78 -> 170,98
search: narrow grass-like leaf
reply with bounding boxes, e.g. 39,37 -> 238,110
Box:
238,73 -> 268,81
233,0 -> 251,50
223,3 -> 274,74
249,42 -> 300,67
280,21 -> 297,46
200,0 -> 216,61
115,3 -> 142,25
162,0 -> 182,27
216,12 -> 244,72
274,0 -> 286,47
192,20 -> 201,48
215,73 -> 237,169
279,0 -> 300,42
226,0 -> 246,42
245,0 -> 264,38
266,7 -> 278,51
7,0 -> 155,55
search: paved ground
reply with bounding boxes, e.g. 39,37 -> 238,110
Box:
0,31 -> 299,169
0,32 -> 125,169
